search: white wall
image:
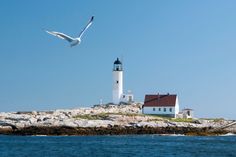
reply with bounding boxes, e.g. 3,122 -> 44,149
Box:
112,71 -> 123,104
182,110 -> 194,118
143,106 -> 176,116
120,94 -> 134,103
175,96 -> 180,115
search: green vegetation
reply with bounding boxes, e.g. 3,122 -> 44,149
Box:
73,112 -> 144,120
74,112 -> 194,123
145,114 -> 166,118
170,118 -> 194,123
73,113 -> 110,120
200,118 -> 225,122
145,115 -> 194,123
111,112 -> 143,117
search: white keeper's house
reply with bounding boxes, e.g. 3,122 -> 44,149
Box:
142,94 -> 179,118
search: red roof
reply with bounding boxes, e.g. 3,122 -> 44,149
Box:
143,94 -> 177,107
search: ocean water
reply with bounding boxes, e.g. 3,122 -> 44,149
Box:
0,135 -> 235,157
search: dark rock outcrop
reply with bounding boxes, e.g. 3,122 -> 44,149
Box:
0,126 -> 229,136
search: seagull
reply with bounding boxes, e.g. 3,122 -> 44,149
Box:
45,16 -> 94,47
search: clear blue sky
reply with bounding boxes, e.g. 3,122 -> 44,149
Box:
0,1 -> 236,119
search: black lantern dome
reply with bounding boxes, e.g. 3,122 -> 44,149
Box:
113,58 -> 123,71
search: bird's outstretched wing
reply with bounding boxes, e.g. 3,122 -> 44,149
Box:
78,16 -> 94,39
45,30 -> 75,42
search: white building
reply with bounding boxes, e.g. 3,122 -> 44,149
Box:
177,108 -> 194,119
142,94 -> 179,118
120,90 -> 134,103
112,58 -> 134,104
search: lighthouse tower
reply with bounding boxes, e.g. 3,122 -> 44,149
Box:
112,58 -> 123,104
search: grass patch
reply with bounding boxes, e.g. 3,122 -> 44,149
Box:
145,115 -> 195,123
74,113 -> 195,123
200,118 -> 225,122
110,112 -> 143,117
145,114 -> 169,119
73,112 -> 144,120
73,113 -> 110,120
170,118 -> 194,123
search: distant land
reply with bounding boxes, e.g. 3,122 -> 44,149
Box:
0,103 -> 235,136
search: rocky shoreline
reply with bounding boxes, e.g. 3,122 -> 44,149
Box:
0,103 -> 235,136
0,126 -> 229,136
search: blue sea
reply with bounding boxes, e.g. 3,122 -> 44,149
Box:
0,135 -> 235,157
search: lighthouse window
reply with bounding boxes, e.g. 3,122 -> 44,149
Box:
116,81 -> 119,84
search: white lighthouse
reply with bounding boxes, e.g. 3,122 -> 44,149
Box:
112,58 -> 123,104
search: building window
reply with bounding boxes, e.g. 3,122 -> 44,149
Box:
169,108 -> 172,112
116,81 -> 119,84
159,108 -> 161,111
164,108 -> 166,112
187,111 -> 190,116
153,108 -> 155,111
123,95 -> 125,98
128,96 -> 132,101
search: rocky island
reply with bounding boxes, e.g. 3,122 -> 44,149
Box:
0,103 -> 235,136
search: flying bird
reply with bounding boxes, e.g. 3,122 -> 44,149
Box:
45,16 -> 94,47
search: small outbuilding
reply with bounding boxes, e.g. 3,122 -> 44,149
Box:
177,108 -> 194,119
142,94 -> 179,118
